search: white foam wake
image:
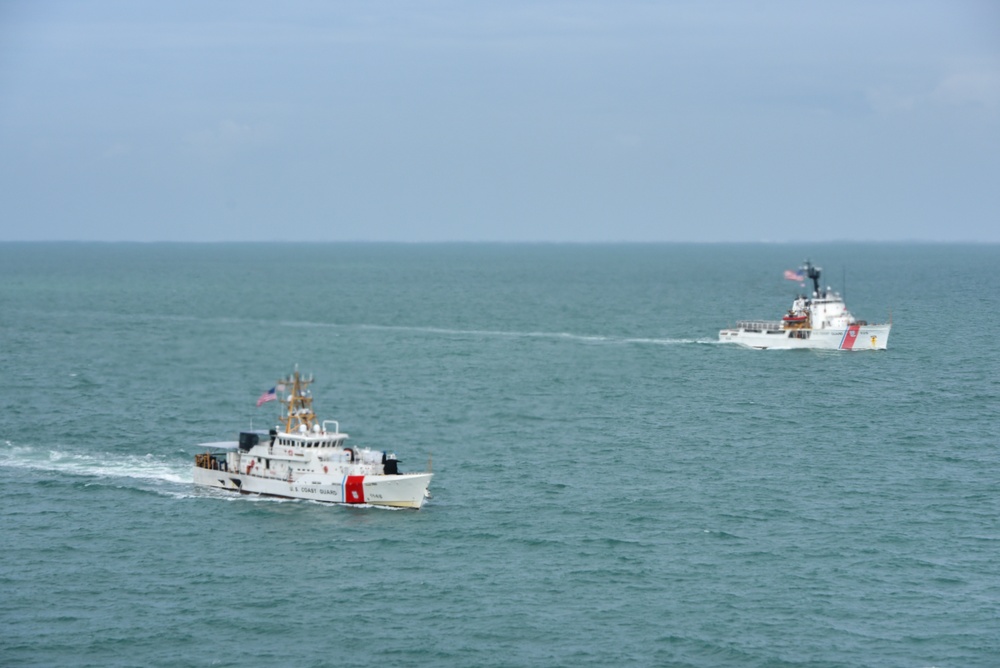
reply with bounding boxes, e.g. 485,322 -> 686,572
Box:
281,319 -> 714,347
1,441 -> 192,486
55,310 -> 717,348
39,310 -> 720,348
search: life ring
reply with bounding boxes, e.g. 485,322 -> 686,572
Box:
323,466 -> 329,474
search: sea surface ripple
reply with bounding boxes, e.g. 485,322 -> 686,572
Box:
2,242 -> 998,667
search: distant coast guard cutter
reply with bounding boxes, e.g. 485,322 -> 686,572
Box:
719,261 -> 891,350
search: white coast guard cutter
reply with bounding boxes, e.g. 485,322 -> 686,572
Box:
193,370 -> 432,508
719,261 -> 891,350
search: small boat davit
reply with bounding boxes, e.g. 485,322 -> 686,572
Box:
719,261 -> 891,350
193,370 -> 433,508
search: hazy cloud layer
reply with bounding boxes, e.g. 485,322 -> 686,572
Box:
1,0 -> 997,241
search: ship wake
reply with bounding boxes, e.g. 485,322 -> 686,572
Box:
1,441 -> 193,495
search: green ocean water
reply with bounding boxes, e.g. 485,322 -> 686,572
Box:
1,242 -> 998,667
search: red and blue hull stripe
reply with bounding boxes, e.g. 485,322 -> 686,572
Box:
343,476 -> 366,504
839,324 -> 861,350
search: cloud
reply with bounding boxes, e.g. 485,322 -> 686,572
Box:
931,70 -> 1000,109
182,120 -> 267,158
613,133 -> 642,149
867,67 -> 1000,116
101,142 -> 132,159
865,87 -> 917,115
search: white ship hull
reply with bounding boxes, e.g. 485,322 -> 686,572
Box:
193,466 -> 432,509
719,322 -> 890,350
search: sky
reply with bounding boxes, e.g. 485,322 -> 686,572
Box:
1,0 -> 998,242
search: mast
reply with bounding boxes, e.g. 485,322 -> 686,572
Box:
279,369 -> 316,433
803,260 -> 822,297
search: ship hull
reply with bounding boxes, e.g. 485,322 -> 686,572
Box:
193,467 -> 432,509
719,323 -> 890,350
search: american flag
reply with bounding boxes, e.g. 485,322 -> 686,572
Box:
784,269 -> 805,282
256,387 -> 277,407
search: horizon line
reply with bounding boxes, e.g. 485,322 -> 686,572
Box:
1,239 -> 998,245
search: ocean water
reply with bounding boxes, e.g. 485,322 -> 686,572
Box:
1,242 -> 998,668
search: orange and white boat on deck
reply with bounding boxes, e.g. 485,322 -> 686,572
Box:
193,370 -> 432,509
719,261 -> 891,351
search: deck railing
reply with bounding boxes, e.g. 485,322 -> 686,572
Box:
735,320 -> 784,332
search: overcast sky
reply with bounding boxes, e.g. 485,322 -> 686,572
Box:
1,1 -> 997,242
